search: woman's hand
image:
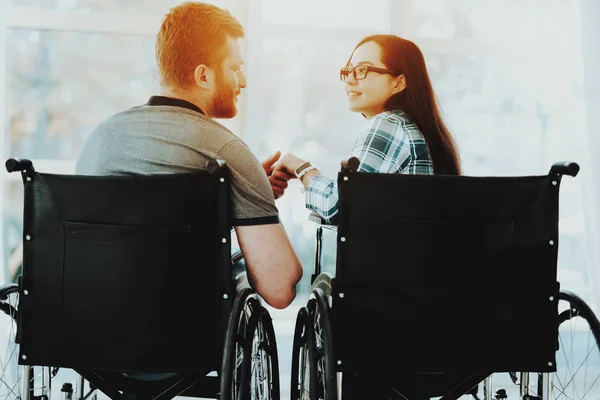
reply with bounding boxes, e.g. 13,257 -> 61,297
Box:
276,153 -> 307,175
276,153 -> 321,190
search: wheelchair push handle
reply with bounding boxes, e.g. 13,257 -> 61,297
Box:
550,161 -> 579,177
205,158 -> 227,174
340,156 -> 360,173
5,158 -> 35,173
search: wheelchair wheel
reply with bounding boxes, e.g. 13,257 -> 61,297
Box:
291,307 -> 317,400
519,290 -> 600,400
221,288 -> 280,400
0,284 -> 52,400
291,288 -> 336,400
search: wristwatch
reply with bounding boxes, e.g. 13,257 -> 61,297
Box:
294,161 -> 312,179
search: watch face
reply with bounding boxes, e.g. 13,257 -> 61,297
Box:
295,161 -> 311,176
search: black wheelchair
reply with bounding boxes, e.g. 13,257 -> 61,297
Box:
0,158 -> 280,400
291,157 -> 600,400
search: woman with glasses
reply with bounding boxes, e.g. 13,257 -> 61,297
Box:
275,34 -> 462,224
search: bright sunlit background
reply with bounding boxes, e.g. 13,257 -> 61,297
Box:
1,0 -> 599,398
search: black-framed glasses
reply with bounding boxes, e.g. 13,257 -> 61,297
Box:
339,65 -> 396,82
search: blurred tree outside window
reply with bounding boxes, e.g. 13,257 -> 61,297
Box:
7,29 -> 158,160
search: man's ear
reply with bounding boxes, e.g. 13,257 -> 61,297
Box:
392,74 -> 407,95
194,64 -> 214,90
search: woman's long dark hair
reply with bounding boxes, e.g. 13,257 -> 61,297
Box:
349,35 -> 462,175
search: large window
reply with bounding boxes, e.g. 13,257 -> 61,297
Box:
3,0 -> 597,308
2,0 -> 240,284
8,30 -> 158,160
242,0 -> 596,311
2,1 -> 599,398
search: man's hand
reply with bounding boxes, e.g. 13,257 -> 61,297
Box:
262,151 -> 296,199
261,151 -> 281,176
269,168 -> 296,199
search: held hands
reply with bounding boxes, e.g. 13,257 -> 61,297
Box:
262,151 -> 313,200
261,151 -> 296,200
275,153 -> 307,176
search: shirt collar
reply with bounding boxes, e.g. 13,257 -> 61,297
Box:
146,95 -> 205,115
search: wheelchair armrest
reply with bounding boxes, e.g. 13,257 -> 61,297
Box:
550,161 -> 579,177
308,212 -> 337,232
308,212 -> 326,224
5,158 -> 34,173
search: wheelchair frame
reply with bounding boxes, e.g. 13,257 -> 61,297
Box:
291,158 -> 600,400
0,158 -> 281,400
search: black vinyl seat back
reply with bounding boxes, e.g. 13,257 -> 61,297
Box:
331,163 -> 565,374
16,161 -> 232,373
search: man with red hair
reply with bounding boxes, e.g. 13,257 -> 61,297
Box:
76,2 -> 302,310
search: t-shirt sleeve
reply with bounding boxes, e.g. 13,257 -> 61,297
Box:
216,140 -> 279,226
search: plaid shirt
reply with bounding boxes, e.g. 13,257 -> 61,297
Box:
305,109 -> 434,224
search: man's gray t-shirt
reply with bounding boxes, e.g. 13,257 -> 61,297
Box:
75,96 -> 278,226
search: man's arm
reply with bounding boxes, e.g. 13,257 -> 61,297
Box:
235,223 -> 302,309
217,140 -> 303,309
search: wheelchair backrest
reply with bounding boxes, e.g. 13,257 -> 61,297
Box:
331,158 -> 567,373
15,160 -> 232,372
